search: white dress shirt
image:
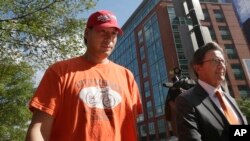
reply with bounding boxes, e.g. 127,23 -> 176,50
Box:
198,79 -> 241,123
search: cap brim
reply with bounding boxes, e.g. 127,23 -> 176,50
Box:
93,24 -> 123,35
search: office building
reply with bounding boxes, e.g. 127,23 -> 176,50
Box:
110,0 -> 250,140
224,0 -> 250,25
224,0 -> 250,44
243,18 -> 250,44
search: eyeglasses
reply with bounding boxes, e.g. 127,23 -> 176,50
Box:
202,58 -> 227,66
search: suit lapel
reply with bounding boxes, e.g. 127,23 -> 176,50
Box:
195,85 -> 226,126
201,96 -> 225,126
223,93 -> 247,124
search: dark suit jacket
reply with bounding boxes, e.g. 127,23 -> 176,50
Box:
175,84 -> 248,141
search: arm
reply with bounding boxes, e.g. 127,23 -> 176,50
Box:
25,109 -> 54,141
175,96 -> 202,141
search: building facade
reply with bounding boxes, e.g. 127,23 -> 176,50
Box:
228,0 -> 250,44
224,0 -> 250,25
110,0 -> 250,140
243,18 -> 250,45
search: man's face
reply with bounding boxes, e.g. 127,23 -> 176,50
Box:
85,27 -> 118,59
194,50 -> 226,87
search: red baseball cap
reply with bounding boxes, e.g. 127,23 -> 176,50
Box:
86,10 -> 123,35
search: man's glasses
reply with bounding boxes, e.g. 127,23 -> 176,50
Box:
202,58 -> 227,66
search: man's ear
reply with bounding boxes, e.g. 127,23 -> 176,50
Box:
193,64 -> 200,74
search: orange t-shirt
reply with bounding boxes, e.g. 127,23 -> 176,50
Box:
29,56 -> 143,141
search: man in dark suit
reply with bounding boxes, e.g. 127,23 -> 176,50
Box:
175,41 -> 248,141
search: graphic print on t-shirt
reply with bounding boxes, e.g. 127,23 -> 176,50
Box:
79,86 -> 122,109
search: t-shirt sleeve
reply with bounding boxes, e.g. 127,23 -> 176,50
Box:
29,67 -> 62,116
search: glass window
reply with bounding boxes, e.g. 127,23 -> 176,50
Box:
150,63 -> 159,85
131,44 -> 136,59
180,64 -> 188,72
147,44 -> 156,65
224,44 -> 238,59
144,19 -> 151,31
152,21 -> 160,40
155,40 -> 164,59
157,119 -> 166,133
153,84 -> 161,106
208,26 -> 217,40
134,61 -> 139,76
142,63 -> 148,78
159,59 -> 167,81
140,124 -> 147,137
172,18 -> 179,25
138,30 -> 144,44
219,26 -> 231,40
148,122 -> 155,135
145,90 -> 150,98
147,101 -> 154,118
179,17 -> 186,24
155,105 -> 164,117
200,0 -> 220,2
140,46 -> 145,61
175,43 -> 182,49
144,80 -> 150,97
137,113 -> 144,122
178,53 -> 186,60
174,34 -> 180,39
172,25 -> 179,32
238,85 -> 250,97
151,14 -> 157,22
149,122 -> 156,141
174,38 -> 182,44
167,7 -> 175,14
151,63 -> 162,85
231,64 -> 246,80
214,9 -> 225,22
145,27 -> 153,46
203,9 -> 210,21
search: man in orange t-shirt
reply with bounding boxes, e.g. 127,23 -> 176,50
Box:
25,10 -> 143,141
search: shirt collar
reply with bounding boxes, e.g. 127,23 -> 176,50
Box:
198,79 -> 223,96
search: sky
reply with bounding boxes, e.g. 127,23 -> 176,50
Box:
34,0 -> 143,85
33,0 -> 250,85
84,0 -> 143,26
232,0 -> 250,24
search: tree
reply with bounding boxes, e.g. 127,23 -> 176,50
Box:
237,98 -> 250,123
0,0 -> 97,69
0,58 -> 34,141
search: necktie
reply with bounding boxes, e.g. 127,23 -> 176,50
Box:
215,91 -> 240,125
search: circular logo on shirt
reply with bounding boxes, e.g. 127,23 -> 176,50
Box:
79,86 -> 121,109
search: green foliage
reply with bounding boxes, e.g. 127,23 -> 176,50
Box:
0,0 -> 97,69
237,98 -> 250,123
0,58 -> 35,141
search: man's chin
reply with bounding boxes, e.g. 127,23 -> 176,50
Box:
100,53 -> 111,59
219,76 -> 225,81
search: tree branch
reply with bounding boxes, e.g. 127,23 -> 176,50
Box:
0,0 -> 60,22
